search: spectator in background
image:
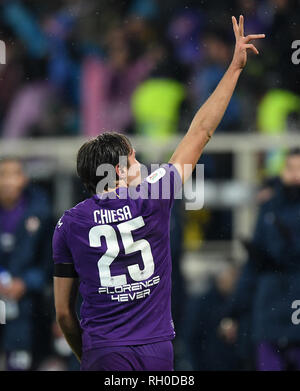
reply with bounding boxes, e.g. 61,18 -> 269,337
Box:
0,30 -> 24,126
236,0 -> 268,35
184,263 -> 240,371
1,76 -> 55,139
219,261 -> 256,370
189,30 -> 242,132
131,41 -> 186,144
81,17 -> 160,137
0,0 -> 81,138
220,148 -> 300,371
264,0 -> 300,93
166,8 -> 204,67
0,0 -> 298,139
256,88 -> 300,177
0,0 -> 52,138
0,157 -> 52,370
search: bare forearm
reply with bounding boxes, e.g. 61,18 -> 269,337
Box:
169,15 -> 265,182
57,312 -> 82,362
189,63 -> 242,142
169,63 -> 242,175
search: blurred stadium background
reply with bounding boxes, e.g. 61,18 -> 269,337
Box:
1,0 -> 300,371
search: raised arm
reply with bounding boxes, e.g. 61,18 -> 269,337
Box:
169,15 -> 265,182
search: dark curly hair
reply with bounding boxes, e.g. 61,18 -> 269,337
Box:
77,132 -> 132,194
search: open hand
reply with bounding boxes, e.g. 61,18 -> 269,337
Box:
231,15 -> 265,71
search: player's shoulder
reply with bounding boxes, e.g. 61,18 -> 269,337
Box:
144,164 -> 170,184
140,163 -> 181,187
137,162 -> 182,201
57,197 -> 96,225
70,197 -> 96,213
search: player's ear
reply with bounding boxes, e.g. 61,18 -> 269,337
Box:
116,163 -> 127,180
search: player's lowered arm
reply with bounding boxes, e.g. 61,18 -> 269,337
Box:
54,276 -> 82,361
169,15 -> 265,182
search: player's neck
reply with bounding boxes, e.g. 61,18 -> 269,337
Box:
104,179 -> 128,193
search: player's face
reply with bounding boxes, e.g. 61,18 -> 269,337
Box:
126,149 -> 141,186
0,160 -> 28,207
282,155 -> 300,186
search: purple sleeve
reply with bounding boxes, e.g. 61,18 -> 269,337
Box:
52,215 -> 73,264
139,163 -> 182,208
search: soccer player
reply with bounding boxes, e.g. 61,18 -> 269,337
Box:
53,16 -> 264,371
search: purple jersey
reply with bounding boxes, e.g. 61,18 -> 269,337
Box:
0,196 -> 26,234
52,163 -> 182,351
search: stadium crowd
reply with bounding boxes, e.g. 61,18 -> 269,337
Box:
0,0 -> 300,371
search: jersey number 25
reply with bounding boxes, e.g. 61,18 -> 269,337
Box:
89,216 -> 154,287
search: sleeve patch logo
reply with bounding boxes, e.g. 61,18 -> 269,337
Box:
146,167 -> 166,184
